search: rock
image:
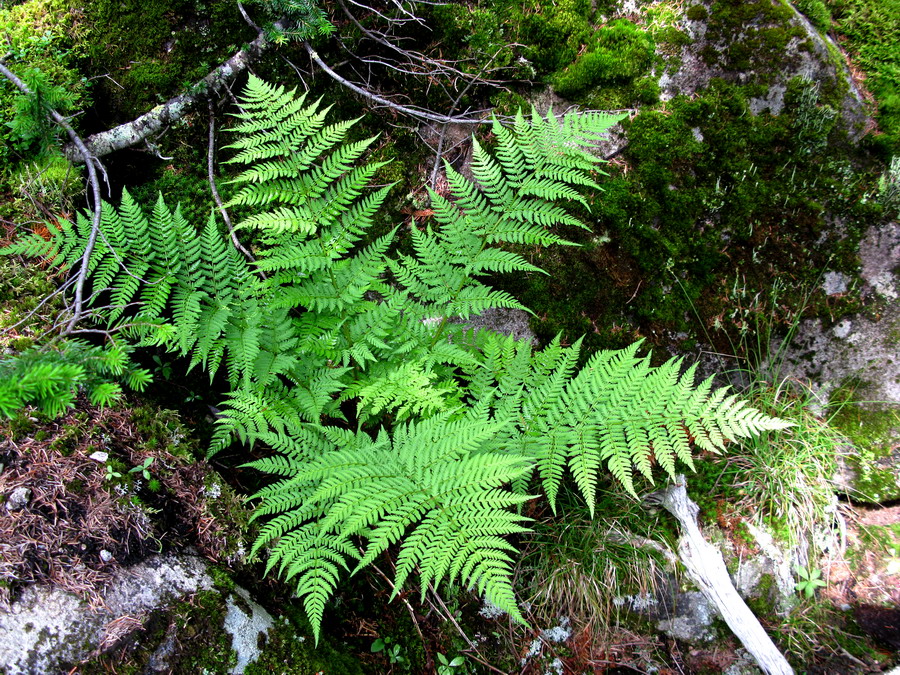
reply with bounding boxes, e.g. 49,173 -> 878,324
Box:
0,553 -> 213,674
614,577 -> 721,643
658,0 -> 868,137
656,591 -> 717,642
4,487 -> 30,512
860,221 -> 900,301
822,271 -> 850,296
771,223 -> 900,502
223,586 -> 275,674
89,450 -> 109,463
461,307 -> 538,345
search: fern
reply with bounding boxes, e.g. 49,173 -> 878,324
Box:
3,75 -> 791,642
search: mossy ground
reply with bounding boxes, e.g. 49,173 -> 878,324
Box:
830,384 -> 900,502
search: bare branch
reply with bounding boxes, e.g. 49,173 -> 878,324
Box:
207,98 -> 256,265
0,60 -> 104,334
304,42 -> 490,125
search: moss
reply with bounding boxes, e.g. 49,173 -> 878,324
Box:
830,389 -> 900,502
686,4 -> 708,21
0,255 -> 61,339
496,70 -> 871,359
829,0 -> 900,154
702,0 -> 807,79
77,0 -> 254,119
552,20 -> 655,98
0,0 -> 89,169
792,0 -> 832,32
130,404 -> 197,459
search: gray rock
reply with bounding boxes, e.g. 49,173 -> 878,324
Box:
822,271 -> 850,296
0,554 -> 213,674
4,487 -> 30,512
657,1 -> 868,137
656,591 -> 717,642
462,307 -> 538,345
223,586 -> 275,674
860,221 -> 900,301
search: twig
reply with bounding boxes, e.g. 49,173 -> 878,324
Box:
304,43 -> 491,126
0,60 -> 103,334
369,562 -> 425,646
429,47 -> 504,189
0,276 -> 76,336
425,585 -> 508,675
207,98 -> 256,264
60,20 -> 284,161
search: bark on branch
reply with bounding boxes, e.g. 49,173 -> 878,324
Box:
63,23 -> 281,163
651,477 -> 794,675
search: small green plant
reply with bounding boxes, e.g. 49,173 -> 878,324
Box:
876,155 -> 900,216
371,636 -> 409,669
0,341 -> 152,419
436,652 -> 467,674
794,563 -> 826,598
128,457 -> 154,480
104,463 -> 123,481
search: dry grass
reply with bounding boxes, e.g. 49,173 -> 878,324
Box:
0,401 -> 250,607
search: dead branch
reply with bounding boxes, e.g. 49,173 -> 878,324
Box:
207,98 -> 256,265
304,42 -> 492,126
0,60 -> 104,334
650,476 -> 794,675
61,21 -> 284,163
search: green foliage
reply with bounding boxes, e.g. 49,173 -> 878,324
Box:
0,340 -> 152,418
830,0 -> 900,153
0,0 -> 88,169
6,67 -> 77,153
552,20 -> 655,98
13,75 -> 787,641
247,0 -> 336,43
793,564 -> 826,598
793,0 -> 832,31
877,155 -> 900,215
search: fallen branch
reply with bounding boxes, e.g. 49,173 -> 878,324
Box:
303,42 -> 492,126
0,60 -> 103,334
62,22 -> 282,163
649,476 -> 794,675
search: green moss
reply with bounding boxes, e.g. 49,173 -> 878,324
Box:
0,0 -> 89,169
792,0 -> 832,32
496,70 -> 871,358
702,0 -> 806,79
552,20 -> 655,98
130,404 -> 197,458
686,4 -> 708,21
829,0 -> 900,154
0,255 -> 61,337
77,0 -> 254,118
830,389 -> 900,502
